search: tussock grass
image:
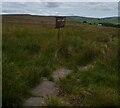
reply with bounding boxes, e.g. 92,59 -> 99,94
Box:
58,41 -> 119,106
2,16 -> 119,106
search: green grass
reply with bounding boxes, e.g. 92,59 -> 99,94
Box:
58,41 -> 119,106
2,16 -> 119,107
67,17 -> 119,25
47,97 -> 71,106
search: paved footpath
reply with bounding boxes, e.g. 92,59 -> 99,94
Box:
23,64 -> 94,106
23,68 -> 71,106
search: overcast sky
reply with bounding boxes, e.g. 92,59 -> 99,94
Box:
2,2 -> 119,18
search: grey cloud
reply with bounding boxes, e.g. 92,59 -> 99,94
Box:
87,2 -> 117,11
2,2 -> 118,18
43,2 -> 62,8
118,2 -> 120,17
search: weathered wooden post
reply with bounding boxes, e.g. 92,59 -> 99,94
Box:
57,28 -> 60,44
55,16 -> 66,59
55,16 -> 66,45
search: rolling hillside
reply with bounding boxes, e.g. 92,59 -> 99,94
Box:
67,16 -> 119,26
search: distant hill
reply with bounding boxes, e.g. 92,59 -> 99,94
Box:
2,14 -> 56,25
66,16 -> 119,27
101,17 -> 118,20
2,14 -> 120,27
66,16 -> 119,20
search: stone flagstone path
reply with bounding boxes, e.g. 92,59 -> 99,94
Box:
23,67 -> 71,106
23,65 -> 93,106
31,80 -> 59,98
52,68 -> 71,82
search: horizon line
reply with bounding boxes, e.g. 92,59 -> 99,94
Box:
1,13 -> 119,19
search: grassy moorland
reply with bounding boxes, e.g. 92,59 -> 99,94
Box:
67,16 -> 119,25
2,14 -> 119,106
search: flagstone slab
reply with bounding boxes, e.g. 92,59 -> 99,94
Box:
31,80 -> 59,98
23,97 -> 45,106
52,68 -> 71,81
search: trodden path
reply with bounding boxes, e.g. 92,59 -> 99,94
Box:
23,68 -> 72,106
23,65 -> 94,106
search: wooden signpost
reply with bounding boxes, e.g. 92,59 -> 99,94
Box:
55,16 -> 66,44
55,16 -> 66,59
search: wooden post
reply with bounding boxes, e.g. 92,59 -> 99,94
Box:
55,16 -> 66,59
57,28 -> 60,45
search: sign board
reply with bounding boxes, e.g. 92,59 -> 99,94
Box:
55,17 -> 66,29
